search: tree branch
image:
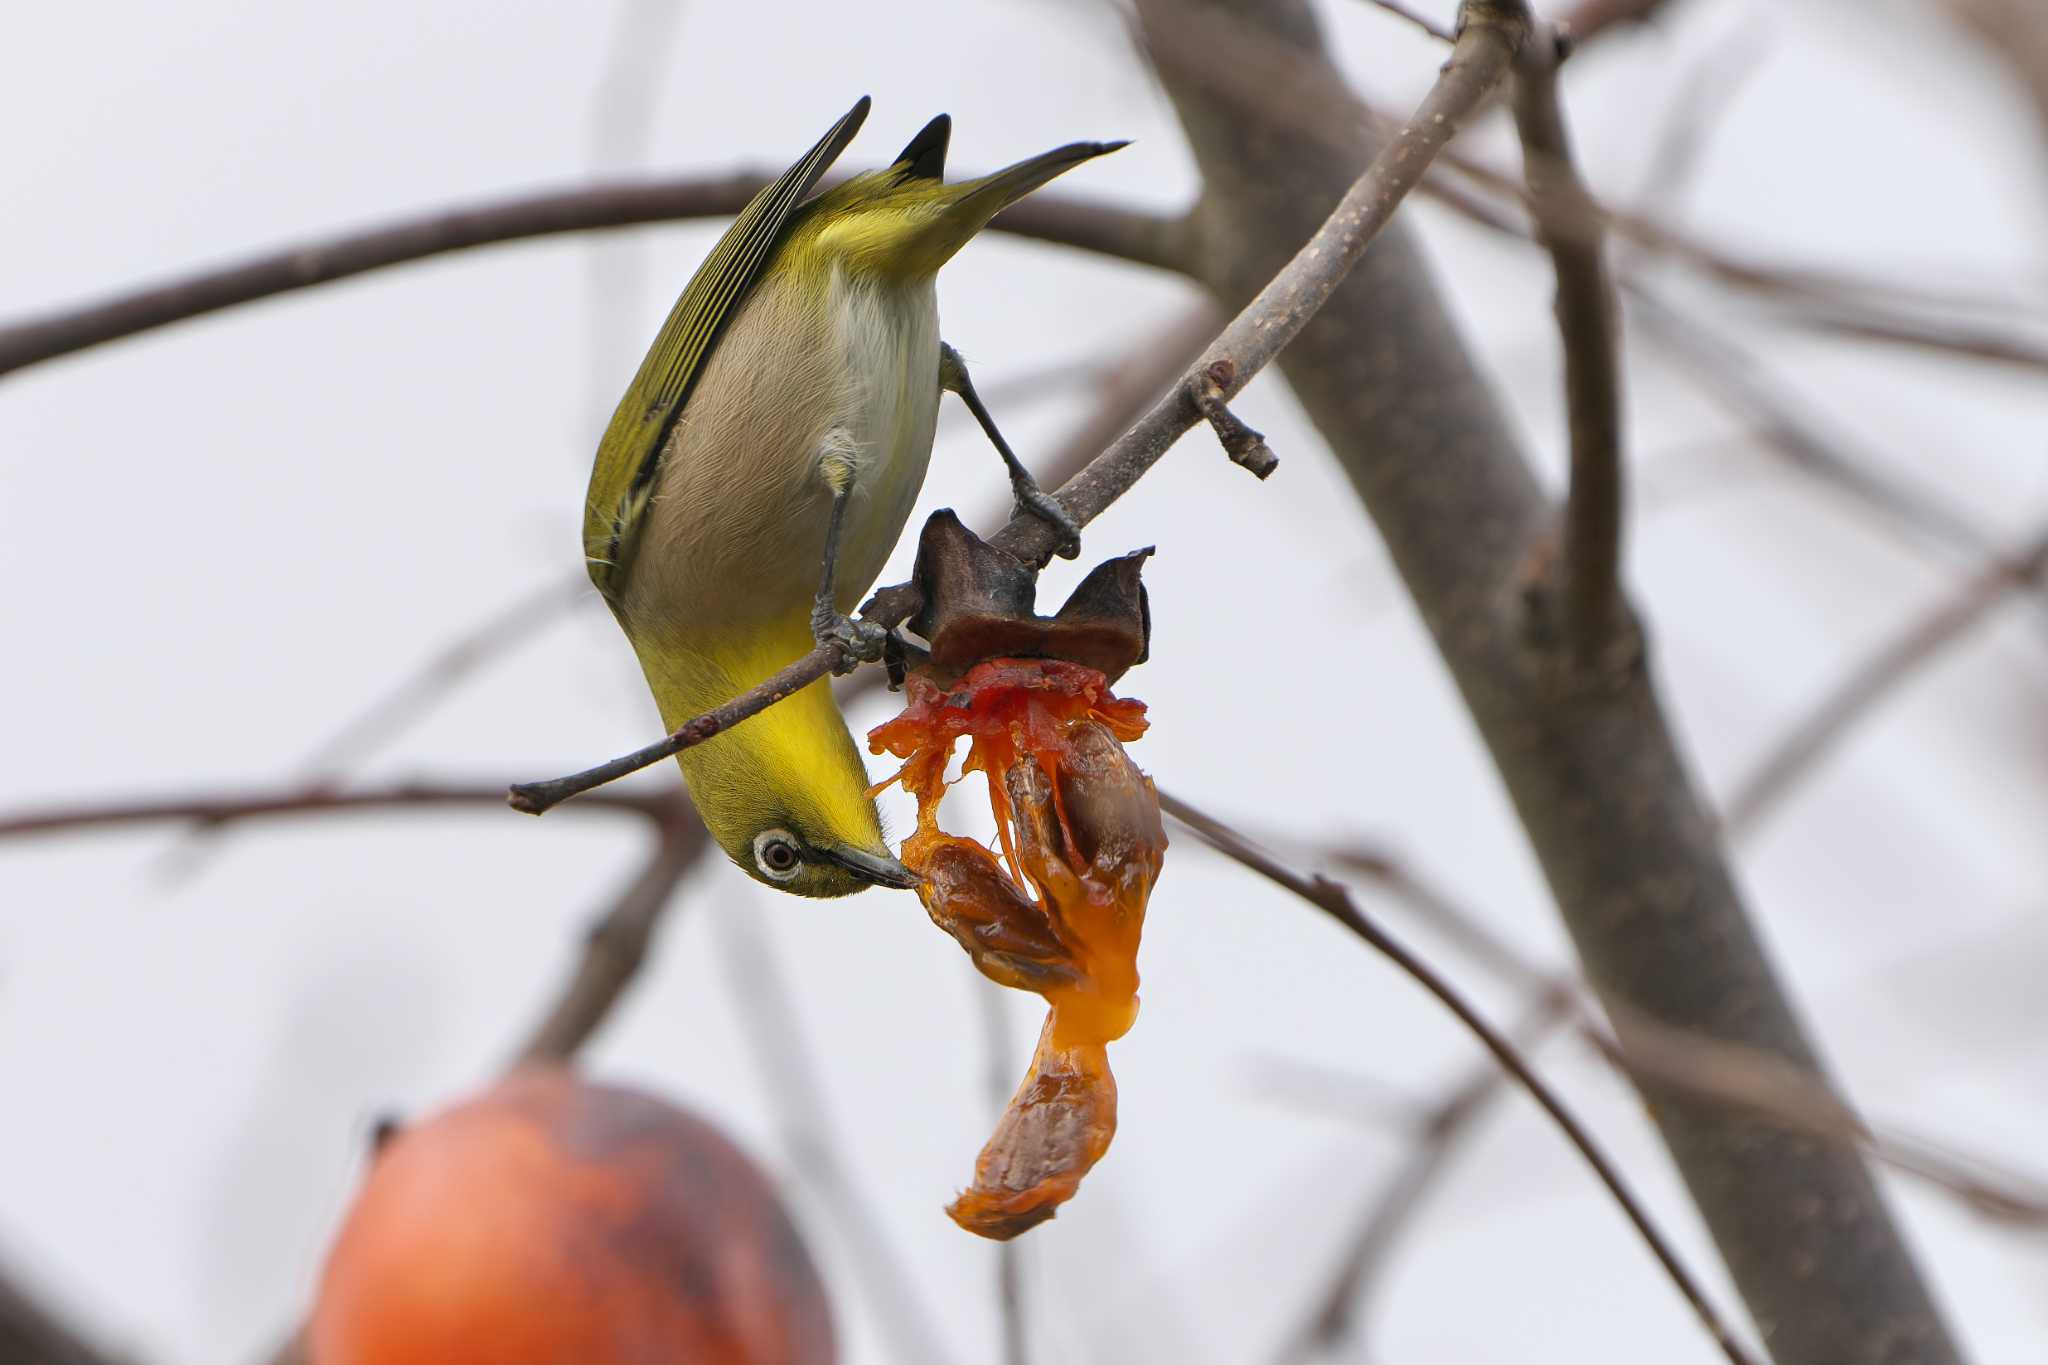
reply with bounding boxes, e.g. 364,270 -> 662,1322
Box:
1161,791 -> 1756,1365
510,10 -> 1524,814
1137,0 -> 1967,1359
0,780 -> 668,842
0,179 -> 1190,378
1724,528 -> 2048,837
1512,19 -> 1628,652
0,1262 -> 134,1365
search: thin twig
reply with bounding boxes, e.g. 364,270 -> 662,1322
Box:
715,905 -> 957,1365
512,10 -> 1525,813
1321,843 -> 1559,995
1512,19 -> 1627,651
1630,24 -> 1771,213
1160,791 -> 1758,1365
1724,528 -> 2048,836
1625,284 -> 2001,562
508,649 -> 843,814
1946,0 -> 2048,141
0,181 -> 1190,378
1154,0 -> 2048,375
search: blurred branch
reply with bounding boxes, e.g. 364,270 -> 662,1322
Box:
1725,527 -> 2048,837
1161,790 -> 1756,1365
298,575 -> 592,779
1945,0 -> 2048,147
1350,0 -> 1454,42
1631,22 -> 1769,211
1558,0 -> 1682,39
0,179 -> 1191,378
977,987 -> 1029,1365
1273,986 -> 1578,1364
509,797 -> 709,1065
1138,0 -> 1966,1359
1598,1007 -> 2048,1225
511,7 -> 1521,814
0,1262 -> 133,1365
159,572 -> 593,880
1322,842 -> 1559,993
0,779 -> 668,842
1512,20 -> 1628,653
1329,823 -> 2048,1226
1625,285 -> 2002,562
716,905 -> 957,1365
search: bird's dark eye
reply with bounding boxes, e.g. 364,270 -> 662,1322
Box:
753,829 -> 803,882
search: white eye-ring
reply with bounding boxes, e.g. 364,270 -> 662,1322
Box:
753,829 -> 803,882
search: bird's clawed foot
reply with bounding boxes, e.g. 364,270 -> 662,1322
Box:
1014,478 -> 1082,561
812,604 -> 888,673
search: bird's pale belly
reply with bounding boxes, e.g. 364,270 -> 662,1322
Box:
624,270 -> 939,639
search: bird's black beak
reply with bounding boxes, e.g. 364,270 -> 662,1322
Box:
819,845 -> 921,890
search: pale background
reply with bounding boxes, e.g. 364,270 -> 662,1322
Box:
3,0 -> 2046,1361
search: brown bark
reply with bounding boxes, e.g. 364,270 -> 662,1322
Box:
1135,1 -> 1965,1361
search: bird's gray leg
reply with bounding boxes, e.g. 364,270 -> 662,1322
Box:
811,452 -> 887,671
939,342 -> 1082,560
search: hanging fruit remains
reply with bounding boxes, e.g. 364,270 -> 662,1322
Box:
867,512 -> 1166,1239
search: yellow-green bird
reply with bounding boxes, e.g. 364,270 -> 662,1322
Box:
583,97 -> 1124,897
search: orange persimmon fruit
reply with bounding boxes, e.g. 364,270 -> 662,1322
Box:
307,1067 -> 834,1364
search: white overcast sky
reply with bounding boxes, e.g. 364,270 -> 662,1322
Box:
4,1 -> 2047,1362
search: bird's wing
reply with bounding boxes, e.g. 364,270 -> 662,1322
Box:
584,96 -> 870,602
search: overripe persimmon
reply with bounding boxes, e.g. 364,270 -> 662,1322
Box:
869,657 -> 1166,1238
307,1068 -> 833,1364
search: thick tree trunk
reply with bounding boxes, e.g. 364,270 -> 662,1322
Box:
1135,2 -> 1966,1361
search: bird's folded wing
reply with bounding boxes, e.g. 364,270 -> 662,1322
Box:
584,96 -> 871,602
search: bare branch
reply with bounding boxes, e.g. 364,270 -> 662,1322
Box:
1162,790 -> 1756,1365
1945,0 -> 2048,149
513,10 -> 1525,812
1512,21 -> 1628,652
508,649 -> 843,815
1322,842 -> 1560,994
1596,1009 -> 2048,1225
1137,0 -> 1965,1354
1725,528 -> 2048,836
0,780 -> 668,843
0,180 -> 1190,379
1625,284 -> 2002,562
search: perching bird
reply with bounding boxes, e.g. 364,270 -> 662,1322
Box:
583,98 -> 1124,896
